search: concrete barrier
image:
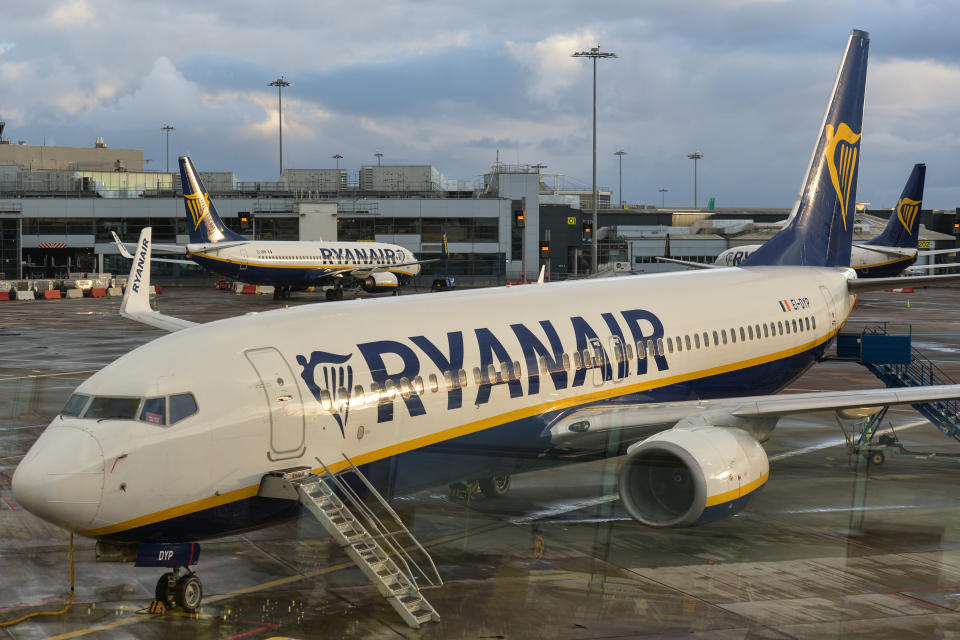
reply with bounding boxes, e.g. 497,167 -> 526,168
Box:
107,287 -> 123,297
90,288 -> 107,298
0,291 -> 9,301
42,290 -> 62,300
15,290 -> 35,301
65,289 -> 84,299
238,285 -> 257,295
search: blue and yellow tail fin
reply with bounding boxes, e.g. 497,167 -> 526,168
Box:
742,29 -> 869,268
866,163 -> 925,249
179,156 -> 246,244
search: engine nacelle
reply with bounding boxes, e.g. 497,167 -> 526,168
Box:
618,426 -> 768,528
362,271 -> 399,293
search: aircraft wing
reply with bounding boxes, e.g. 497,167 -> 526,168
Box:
119,228 -> 198,333
655,256 -> 719,269
546,385 -> 960,450
111,231 -> 194,264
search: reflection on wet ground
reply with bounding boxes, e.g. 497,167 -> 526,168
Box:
2,286 -> 960,638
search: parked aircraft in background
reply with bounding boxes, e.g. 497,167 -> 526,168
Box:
14,29 -> 960,618
112,156 -> 438,300
663,163 -> 956,276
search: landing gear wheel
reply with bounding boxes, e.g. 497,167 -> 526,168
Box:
154,572 -> 176,608
272,287 -> 281,300
392,289 -> 400,296
479,474 -> 511,498
869,450 -> 885,466
334,287 -> 344,300
174,573 -> 203,612
325,289 -> 334,300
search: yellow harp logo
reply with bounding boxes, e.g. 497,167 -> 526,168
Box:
824,123 -> 861,231
897,197 -> 920,234
184,192 -> 211,231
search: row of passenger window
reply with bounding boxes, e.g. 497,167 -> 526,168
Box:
61,392 -> 199,427
314,314 -> 819,413
659,315 -> 817,356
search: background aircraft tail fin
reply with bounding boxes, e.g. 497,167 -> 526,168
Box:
179,156 -> 247,244
742,29 -> 869,268
866,163 -> 925,249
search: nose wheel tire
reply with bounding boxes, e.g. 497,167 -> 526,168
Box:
174,573 -> 203,612
479,474 -> 511,498
154,572 -> 176,608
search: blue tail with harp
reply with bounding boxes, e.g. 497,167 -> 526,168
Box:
179,156 -> 247,244
867,163 -> 925,249
742,29 -> 869,268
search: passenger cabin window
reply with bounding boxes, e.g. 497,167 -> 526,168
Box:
684,335 -> 691,350
812,316 -> 816,330
747,325 -> 754,340
656,338 -> 665,356
806,317 -> 812,330
61,393 -> 90,417
666,337 -> 674,354
636,341 -> 646,359
694,333 -> 701,349
562,353 -> 571,371
792,319 -> 798,333
739,327 -> 746,342
169,393 -> 198,424
762,324 -> 769,338
778,321 -> 784,335
721,329 -> 728,345
430,374 -> 440,393
84,397 -> 140,420
712,330 -> 719,346
785,321 -> 791,334
140,397 -> 166,425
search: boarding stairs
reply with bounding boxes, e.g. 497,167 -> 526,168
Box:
260,460 -> 442,629
836,323 -> 960,445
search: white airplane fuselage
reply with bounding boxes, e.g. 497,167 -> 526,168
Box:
186,240 -> 421,287
717,244 -> 917,277
13,265 -> 855,543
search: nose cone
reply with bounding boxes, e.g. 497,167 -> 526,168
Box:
12,426 -> 105,531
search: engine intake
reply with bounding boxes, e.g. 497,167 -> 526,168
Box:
618,426 -> 768,528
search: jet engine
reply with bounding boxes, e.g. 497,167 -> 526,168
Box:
618,426 -> 768,528
362,272 -> 399,294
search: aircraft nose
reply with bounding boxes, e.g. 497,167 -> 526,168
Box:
12,426 -> 105,531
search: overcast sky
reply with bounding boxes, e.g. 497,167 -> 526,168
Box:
1,1 -> 958,209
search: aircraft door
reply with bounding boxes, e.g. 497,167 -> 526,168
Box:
589,338 -> 608,386
245,347 -> 306,460
818,285 -> 837,328
608,336 -> 625,382
239,248 -> 248,271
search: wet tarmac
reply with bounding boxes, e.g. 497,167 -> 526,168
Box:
3,285 -> 960,639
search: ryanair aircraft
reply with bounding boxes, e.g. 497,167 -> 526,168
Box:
13,29 -> 960,613
675,163 -> 947,276
113,156 -> 436,300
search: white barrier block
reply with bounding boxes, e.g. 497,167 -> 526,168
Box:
106,287 -> 123,297
65,289 -> 84,299
15,290 -> 35,300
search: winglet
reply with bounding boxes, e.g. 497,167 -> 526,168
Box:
537,265 -> 546,286
110,231 -> 135,259
120,227 -> 197,333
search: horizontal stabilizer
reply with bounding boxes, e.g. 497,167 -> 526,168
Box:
655,256 -> 718,270
847,273 -> 960,293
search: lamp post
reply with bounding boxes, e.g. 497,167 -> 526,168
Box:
374,150 -> 383,166
687,150 -> 703,209
614,148 -> 626,207
572,44 -> 617,273
658,187 -> 668,208
268,74 -> 292,176
332,153 -> 342,169
161,124 -> 174,172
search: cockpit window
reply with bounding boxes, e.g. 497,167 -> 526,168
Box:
169,393 -> 198,424
61,393 -> 90,417
140,397 -> 166,426
83,397 -> 141,420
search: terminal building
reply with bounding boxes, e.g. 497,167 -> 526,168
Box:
0,123 -> 957,285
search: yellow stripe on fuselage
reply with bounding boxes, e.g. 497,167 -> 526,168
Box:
79,309 -> 852,537
192,252 -> 417,277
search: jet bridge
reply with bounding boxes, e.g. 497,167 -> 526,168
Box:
835,323 -> 960,462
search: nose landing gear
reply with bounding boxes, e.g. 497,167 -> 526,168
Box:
154,567 -> 203,612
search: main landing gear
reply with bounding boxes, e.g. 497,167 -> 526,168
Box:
449,474 -> 511,500
155,567 -> 203,612
325,286 -> 344,301
273,285 -> 293,300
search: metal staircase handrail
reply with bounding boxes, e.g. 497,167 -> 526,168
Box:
316,457 -> 442,590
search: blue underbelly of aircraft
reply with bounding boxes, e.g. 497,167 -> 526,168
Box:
101,340 -> 828,543
855,255 -> 916,278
